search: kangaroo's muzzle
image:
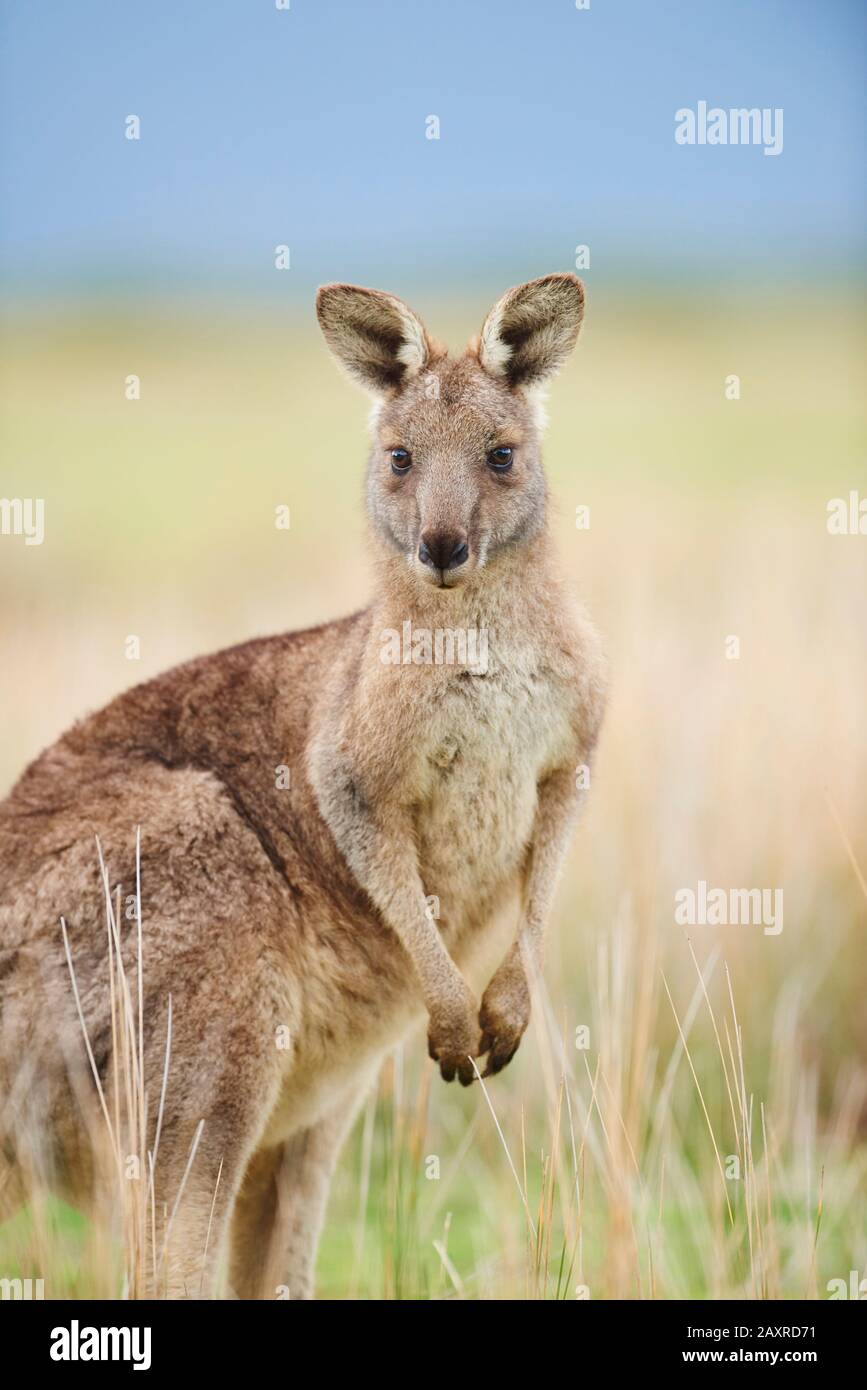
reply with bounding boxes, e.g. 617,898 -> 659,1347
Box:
418,529 -> 469,574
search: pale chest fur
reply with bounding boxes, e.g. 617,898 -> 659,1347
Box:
411,633 -> 576,930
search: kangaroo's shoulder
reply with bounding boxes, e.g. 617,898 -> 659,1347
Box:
3,610 -> 371,806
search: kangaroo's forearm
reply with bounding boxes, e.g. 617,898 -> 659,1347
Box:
312,777 -> 465,1007
355,843 -> 465,1009
517,764 -> 586,972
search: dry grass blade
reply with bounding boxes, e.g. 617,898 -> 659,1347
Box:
469,1057 -> 537,1238
662,971 -> 734,1227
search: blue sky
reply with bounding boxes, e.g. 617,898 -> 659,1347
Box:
1,0 -> 864,297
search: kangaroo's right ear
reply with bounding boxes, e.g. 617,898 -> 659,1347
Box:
316,284 -> 434,395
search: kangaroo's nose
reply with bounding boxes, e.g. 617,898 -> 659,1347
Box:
418,529 -> 469,572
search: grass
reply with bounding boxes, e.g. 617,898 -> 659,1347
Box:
0,289 -> 865,1298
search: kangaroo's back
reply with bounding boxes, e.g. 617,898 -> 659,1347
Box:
0,612 -> 361,912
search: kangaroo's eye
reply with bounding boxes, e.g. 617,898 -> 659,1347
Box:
487,446 -> 513,472
390,448 -> 412,474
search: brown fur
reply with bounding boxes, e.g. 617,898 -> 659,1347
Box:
0,274 -> 606,1298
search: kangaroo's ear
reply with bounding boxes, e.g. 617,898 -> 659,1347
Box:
476,273 -> 584,388
316,283 -> 434,395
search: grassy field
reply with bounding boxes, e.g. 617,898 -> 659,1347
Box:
1,289 -> 865,1298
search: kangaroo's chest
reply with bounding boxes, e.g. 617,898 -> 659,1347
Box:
415,658 -> 572,915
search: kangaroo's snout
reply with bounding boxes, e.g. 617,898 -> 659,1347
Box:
418,528 -> 469,576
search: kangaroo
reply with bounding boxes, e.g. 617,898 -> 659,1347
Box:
0,273 -> 606,1299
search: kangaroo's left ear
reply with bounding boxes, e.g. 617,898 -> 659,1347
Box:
316,283 -> 434,396
475,273 -> 585,388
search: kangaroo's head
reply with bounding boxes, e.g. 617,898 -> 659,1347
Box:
316,274 -> 584,590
